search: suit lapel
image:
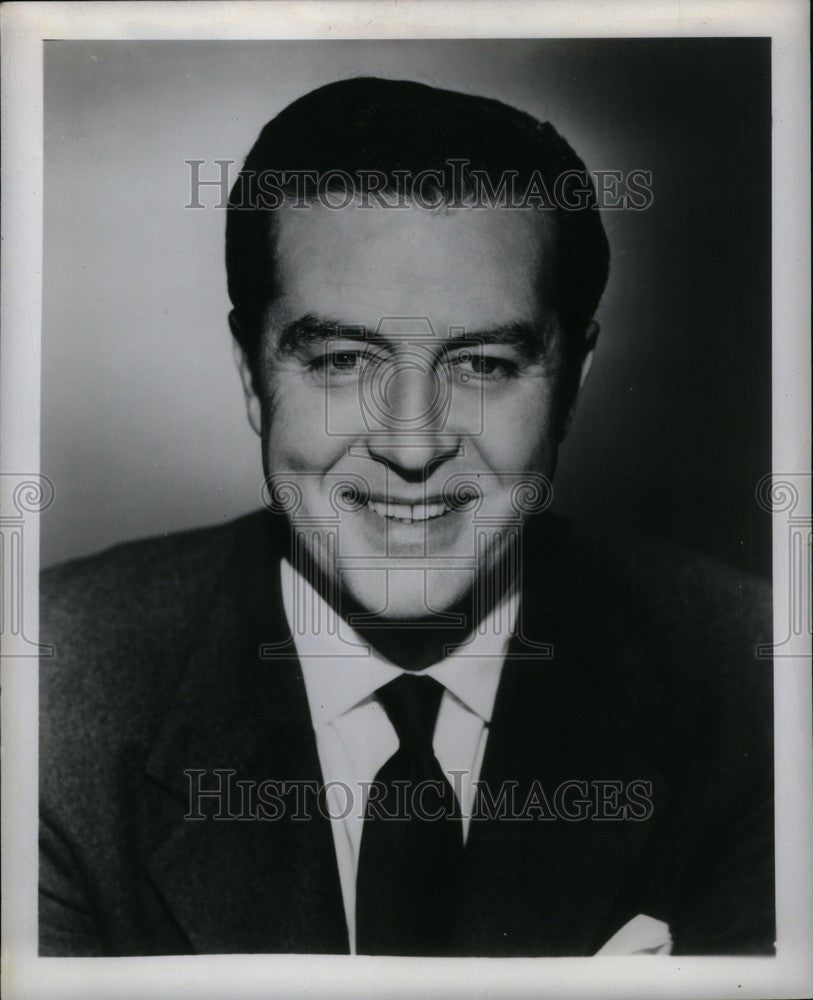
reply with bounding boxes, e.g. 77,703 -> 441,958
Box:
142,513 -> 348,954
455,516 -> 669,956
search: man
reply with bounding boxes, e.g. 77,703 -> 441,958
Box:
39,77 -> 774,957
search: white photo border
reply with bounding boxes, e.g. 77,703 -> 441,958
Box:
1,2 -> 810,998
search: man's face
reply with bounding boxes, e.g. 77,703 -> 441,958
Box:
245,201 -> 579,620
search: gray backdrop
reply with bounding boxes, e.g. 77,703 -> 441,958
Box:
42,38 -> 771,578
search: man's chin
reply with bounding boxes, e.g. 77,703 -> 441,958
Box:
338,567 -> 475,624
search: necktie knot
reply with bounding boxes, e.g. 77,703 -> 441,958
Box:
375,674 -> 444,755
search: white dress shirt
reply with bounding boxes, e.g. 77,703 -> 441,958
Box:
280,557 -> 518,954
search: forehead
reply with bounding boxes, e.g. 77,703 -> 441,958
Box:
269,201 -> 551,331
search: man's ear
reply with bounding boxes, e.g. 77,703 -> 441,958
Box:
577,320 -> 599,389
561,320 -> 600,438
230,311 -> 262,436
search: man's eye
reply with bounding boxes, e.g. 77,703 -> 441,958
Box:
452,351 -> 516,380
311,349 -> 364,374
330,351 -> 360,370
470,356 -> 499,375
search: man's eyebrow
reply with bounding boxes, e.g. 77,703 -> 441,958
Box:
276,314 -> 362,355
276,314 -> 554,361
447,321 -> 554,362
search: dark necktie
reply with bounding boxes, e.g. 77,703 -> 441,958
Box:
355,674 -> 464,956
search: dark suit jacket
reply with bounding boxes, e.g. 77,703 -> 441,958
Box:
39,510 -> 774,957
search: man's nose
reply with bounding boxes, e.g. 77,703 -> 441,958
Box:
364,359 -> 460,477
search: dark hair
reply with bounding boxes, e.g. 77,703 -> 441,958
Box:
226,76 -> 609,369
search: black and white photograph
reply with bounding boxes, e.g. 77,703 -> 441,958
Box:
1,3 -> 811,999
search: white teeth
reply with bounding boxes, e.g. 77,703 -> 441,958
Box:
366,500 -> 451,523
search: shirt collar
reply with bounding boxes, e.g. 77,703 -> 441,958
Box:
280,558 -> 517,730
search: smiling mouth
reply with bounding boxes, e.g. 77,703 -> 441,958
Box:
366,498 -> 452,524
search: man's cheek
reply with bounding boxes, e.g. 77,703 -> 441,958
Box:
266,424 -> 324,470
264,387 -> 324,457
477,400 -> 558,475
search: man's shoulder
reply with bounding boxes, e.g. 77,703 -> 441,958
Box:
523,517 -> 772,718
39,510 -> 271,722
539,518 -> 771,639
614,528 -> 771,654
41,510 -> 266,630
570,522 -> 771,742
